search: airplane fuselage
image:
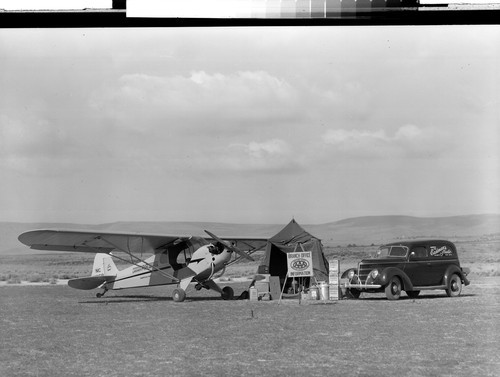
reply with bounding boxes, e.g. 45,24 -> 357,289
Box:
104,245 -> 231,290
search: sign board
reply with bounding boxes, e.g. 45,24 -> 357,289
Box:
287,251 -> 313,277
329,259 -> 340,300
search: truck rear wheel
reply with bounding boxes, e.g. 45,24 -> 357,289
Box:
446,274 -> 462,297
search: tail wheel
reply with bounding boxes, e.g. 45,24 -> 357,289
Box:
173,288 -> 186,302
96,288 -> 107,298
385,276 -> 402,300
221,286 -> 234,300
446,274 -> 462,297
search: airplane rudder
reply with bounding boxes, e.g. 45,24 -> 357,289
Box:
103,255 -> 118,276
92,253 -> 117,276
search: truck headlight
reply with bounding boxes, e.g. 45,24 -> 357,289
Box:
370,269 -> 379,279
347,270 -> 355,279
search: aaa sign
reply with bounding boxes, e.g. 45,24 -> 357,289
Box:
287,251 -> 313,277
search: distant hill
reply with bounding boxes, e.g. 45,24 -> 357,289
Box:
309,214 -> 500,246
2,214 -> 499,255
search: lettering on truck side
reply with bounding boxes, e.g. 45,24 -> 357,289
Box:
430,246 -> 453,257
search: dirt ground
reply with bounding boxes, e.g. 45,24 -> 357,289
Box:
0,277 -> 499,377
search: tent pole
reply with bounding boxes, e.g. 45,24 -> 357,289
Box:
278,271 -> 289,305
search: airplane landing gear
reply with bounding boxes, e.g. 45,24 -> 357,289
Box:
221,286 -> 234,300
96,288 -> 108,298
173,288 -> 186,302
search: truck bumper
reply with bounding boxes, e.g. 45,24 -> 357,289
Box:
341,281 -> 382,289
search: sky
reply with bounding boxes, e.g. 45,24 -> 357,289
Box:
0,26 -> 499,225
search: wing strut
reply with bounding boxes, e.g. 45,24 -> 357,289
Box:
93,236 -> 180,283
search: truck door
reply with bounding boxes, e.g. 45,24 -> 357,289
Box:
405,245 -> 429,287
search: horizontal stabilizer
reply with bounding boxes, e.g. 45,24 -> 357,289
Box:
68,276 -> 115,290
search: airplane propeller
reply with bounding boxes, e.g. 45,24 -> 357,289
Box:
204,230 -> 254,262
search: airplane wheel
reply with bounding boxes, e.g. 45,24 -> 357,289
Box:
173,288 -> 186,302
96,292 -> 103,298
221,286 -> 234,300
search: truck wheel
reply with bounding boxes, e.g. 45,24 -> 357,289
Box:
385,276 -> 402,300
446,274 -> 462,297
173,288 -> 186,302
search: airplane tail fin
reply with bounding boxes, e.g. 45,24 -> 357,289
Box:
92,253 -> 118,277
68,254 -> 118,290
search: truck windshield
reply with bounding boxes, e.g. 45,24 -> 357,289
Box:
374,246 -> 408,258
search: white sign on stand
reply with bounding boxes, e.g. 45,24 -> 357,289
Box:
329,259 -> 340,300
287,251 -> 313,277
279,246 -> 314,305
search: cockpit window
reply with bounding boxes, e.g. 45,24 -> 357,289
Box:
160,236 -> 209,269
208,242 -> 225,255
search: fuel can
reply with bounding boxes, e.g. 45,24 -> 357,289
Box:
319,281 -> 330,300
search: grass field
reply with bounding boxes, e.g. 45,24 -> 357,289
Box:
0,277 -> 499,377
1,239 -> 498,376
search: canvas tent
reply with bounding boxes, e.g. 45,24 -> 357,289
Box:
257,219 -> 329,291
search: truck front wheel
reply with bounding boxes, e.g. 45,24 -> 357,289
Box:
385,276 -> 402,300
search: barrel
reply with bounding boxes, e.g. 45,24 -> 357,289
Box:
319,281 -> 330,300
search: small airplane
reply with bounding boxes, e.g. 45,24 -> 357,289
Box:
18,228 -> 267,302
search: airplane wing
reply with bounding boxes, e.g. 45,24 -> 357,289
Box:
18,229 -> 188,254
18,229 -> 268,255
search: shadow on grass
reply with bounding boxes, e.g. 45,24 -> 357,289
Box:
350,293 -> 477,301
79,294 -> 244,304
80,295 -> 169,304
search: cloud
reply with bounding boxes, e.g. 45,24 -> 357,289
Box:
89,70 -> 299,131
323,124 -> 421,145
320,124 -> 443,159
220,139 -> 301,173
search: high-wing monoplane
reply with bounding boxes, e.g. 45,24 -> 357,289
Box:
18,229 -> 267,302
